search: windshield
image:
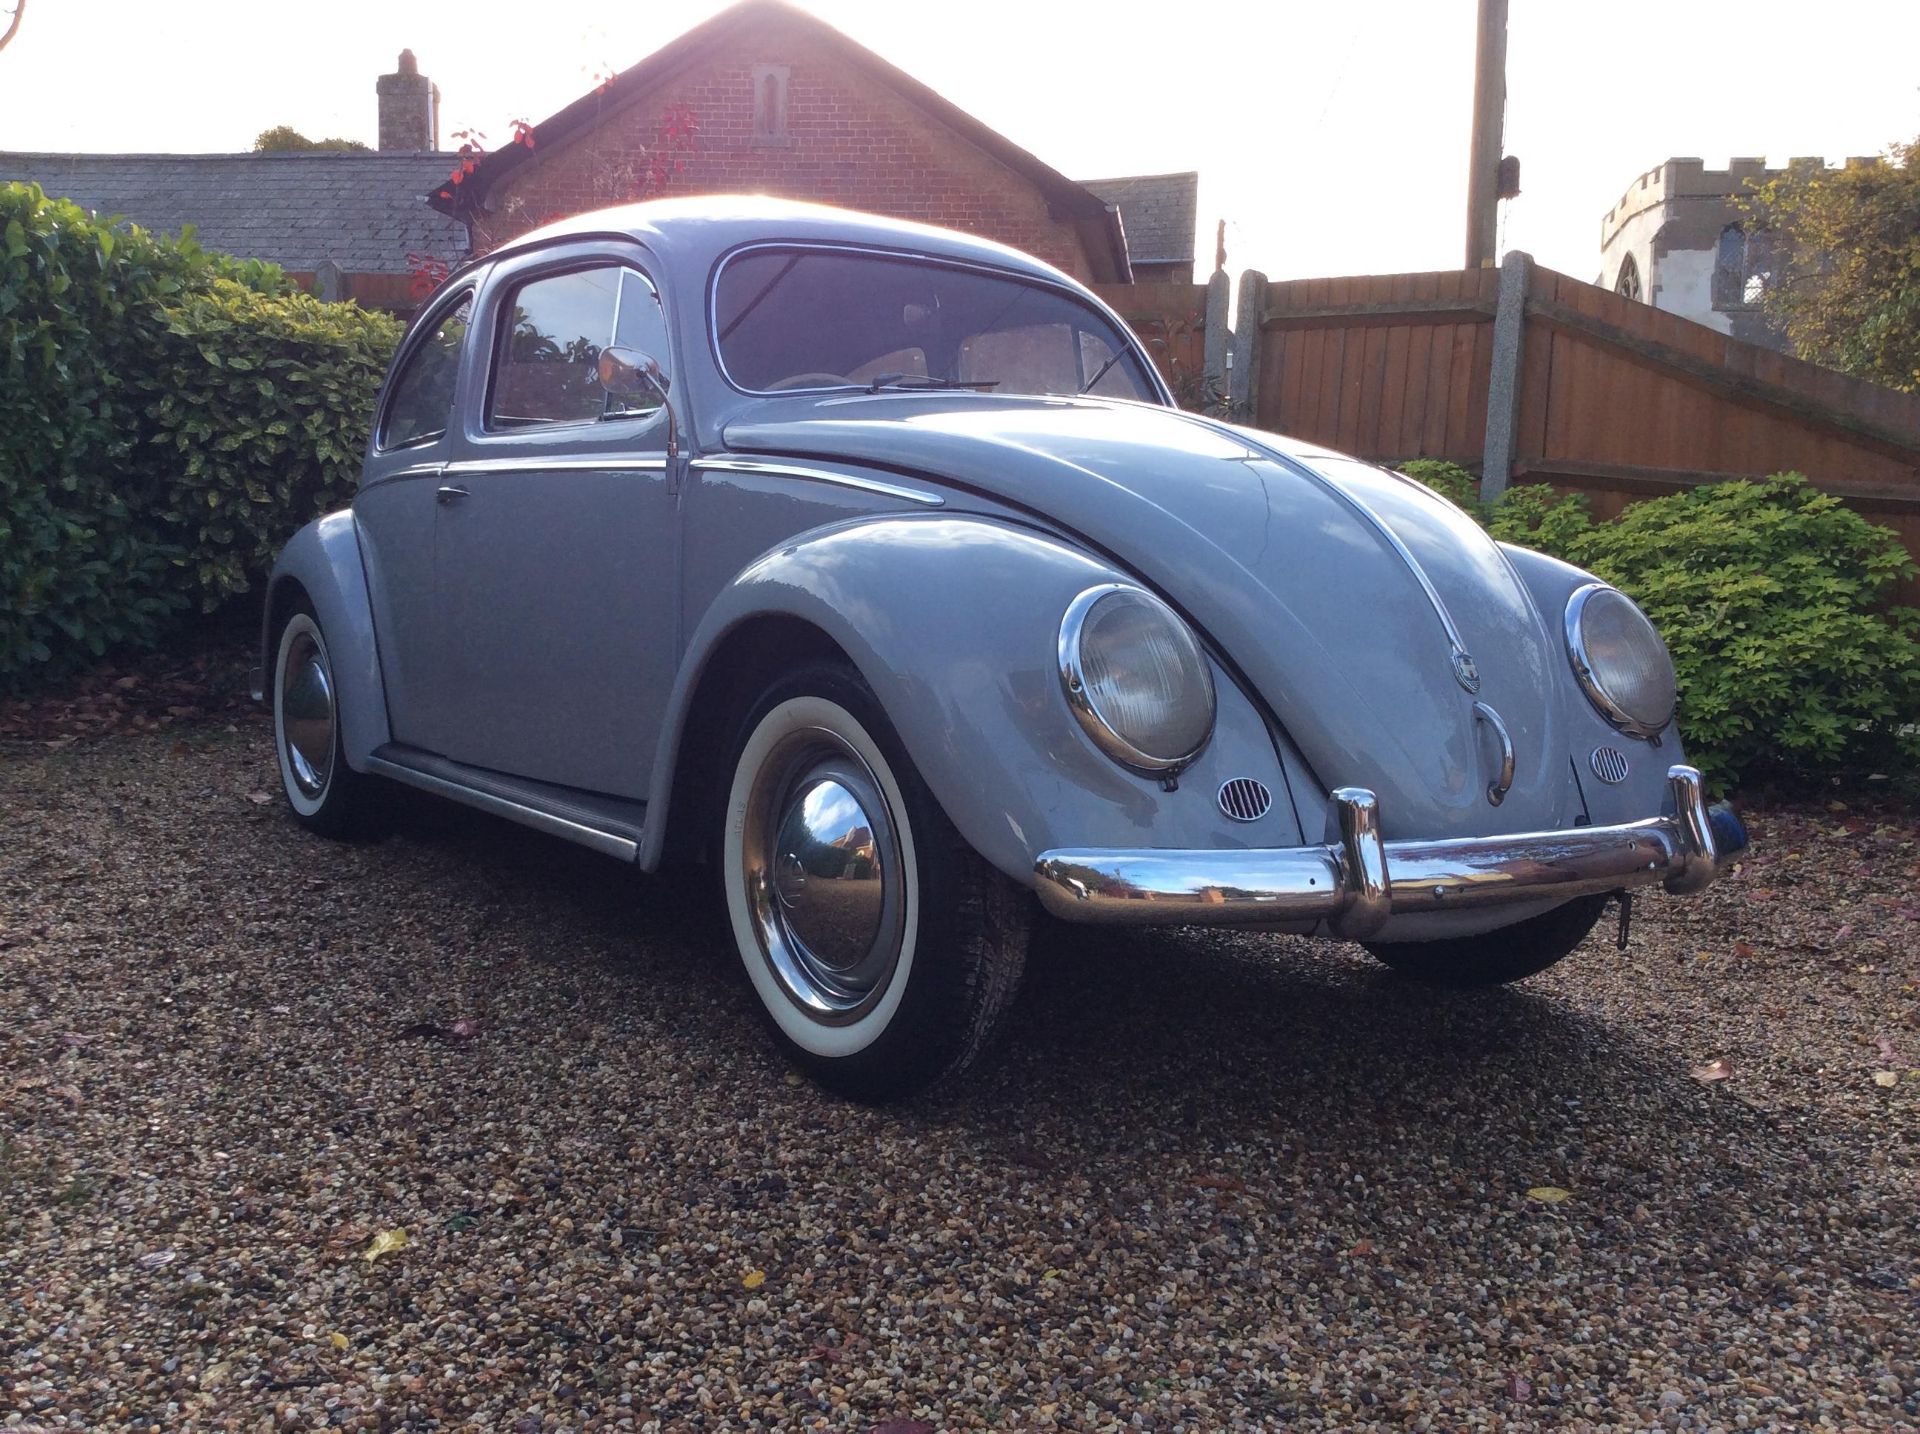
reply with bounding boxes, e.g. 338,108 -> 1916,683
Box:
713,247 -> 1161,402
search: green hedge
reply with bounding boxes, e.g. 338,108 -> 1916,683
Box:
1401,460 -> 1920,788
0,182 -> 400,689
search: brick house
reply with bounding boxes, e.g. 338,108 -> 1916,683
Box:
431,0 -> 1151,284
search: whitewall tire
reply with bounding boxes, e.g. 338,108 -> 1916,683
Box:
271,602 -> 381,838
722,664 -> 1029,1100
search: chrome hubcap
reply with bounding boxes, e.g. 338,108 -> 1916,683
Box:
279,630 -> 335,799
743,730 -> 905,1022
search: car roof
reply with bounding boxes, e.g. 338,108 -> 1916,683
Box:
480,195 -> 1084,291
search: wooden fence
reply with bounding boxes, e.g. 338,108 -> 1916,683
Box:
1091,279 -> 1216,406
1242,256 -> 1920,597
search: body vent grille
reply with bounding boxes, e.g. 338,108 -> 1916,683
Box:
1218,777 -> 1273,822
1590,746 -> 1630,784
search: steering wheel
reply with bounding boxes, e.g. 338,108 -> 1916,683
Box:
765,372 -> 852,391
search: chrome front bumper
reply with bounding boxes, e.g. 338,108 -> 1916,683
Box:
1033,764 -> 1744,940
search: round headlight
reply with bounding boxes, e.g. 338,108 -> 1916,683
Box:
1059,584 -> 1216,774
1565,583 -> 1676,739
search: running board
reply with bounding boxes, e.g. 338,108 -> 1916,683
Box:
364,744 -> 646,861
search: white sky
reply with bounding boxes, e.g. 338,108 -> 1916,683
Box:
3,0 -> 1916,282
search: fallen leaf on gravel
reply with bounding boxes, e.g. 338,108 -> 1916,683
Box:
330,1332 -> 349,1350
363,1229 -> 407,1266
1873,1071 -> 1899,1088
245,791 -> 272,805
1733,940 -> 1755,959
742,1269 -> 766,1289
1834,924 -> 1855,942
1526,1186 -> 1572,1204
1874,1034 -> 1899,1063
1691,1058 -> 1733,1083
809,1343 -> 845,1364
1349,1238 -> 1374,1256
1193,1173 -> 1246,1193
137,1249 -> 176,1270
1507,1373 -> 1533,1402
447,1017 -> 481,1039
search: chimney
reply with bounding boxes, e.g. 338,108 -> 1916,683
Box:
376,49 -> 439,151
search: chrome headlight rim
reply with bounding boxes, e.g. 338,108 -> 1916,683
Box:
1058,582 -> 1217,777
1564,582 -> 1676,740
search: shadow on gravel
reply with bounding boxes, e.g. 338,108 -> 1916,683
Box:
372,790 -> 1908,1310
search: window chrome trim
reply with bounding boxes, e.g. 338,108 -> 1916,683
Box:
705,239 -> 1171,405
1564,582 -> 1675,740
1057,582 -> 1216,777
691,457 -> 945,507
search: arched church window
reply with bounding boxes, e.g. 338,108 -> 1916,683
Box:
1614,254 -> 1642,302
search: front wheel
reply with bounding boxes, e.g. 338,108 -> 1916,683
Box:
721,663 -> 1030,1101
1364,894 -> 1610,987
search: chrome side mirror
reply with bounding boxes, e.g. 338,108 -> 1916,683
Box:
598,344 -> 670,401
597,345 -> 677,458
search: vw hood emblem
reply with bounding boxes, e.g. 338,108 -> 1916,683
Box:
1452,649 -> 1482,694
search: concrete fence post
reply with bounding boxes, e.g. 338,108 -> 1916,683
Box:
1202,268 -> 1232,408
1480,249 -> 1532,499
1231,269 -> 1268,421
314,259 -> 347,304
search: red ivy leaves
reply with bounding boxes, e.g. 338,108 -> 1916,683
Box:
439,120 -> 533,191
405,252 -> 451,302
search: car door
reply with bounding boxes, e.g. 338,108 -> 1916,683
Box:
428,246 -> 679,799
353,285 -> 476,751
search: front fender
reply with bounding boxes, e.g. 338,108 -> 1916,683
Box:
261,510 -> 389,771
642,514 -> 1307,883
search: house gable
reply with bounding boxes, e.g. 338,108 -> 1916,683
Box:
440,0 -> 1129,282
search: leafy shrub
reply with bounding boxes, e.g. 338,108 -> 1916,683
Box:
0,182 -> 400,688
1566,476 -> 1920,787
1399,458 -> 1480,511
1400,460 -> 1920,787
136,283 -> 399,607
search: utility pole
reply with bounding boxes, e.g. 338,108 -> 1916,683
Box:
1464,0 -> 1508,270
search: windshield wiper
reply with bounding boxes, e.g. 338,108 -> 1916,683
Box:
865,373 -> 1000,394
1080,349 -> 1127,394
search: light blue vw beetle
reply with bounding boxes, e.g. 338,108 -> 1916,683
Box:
262,196 -> 1746,1099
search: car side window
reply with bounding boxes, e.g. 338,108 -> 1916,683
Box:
489,265 -> 667,429
379,293 -> 471,449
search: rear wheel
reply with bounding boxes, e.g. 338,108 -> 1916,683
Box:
1364,894 -> 1609,987
721,663 -> 1029,1101
271,602 -> 383,839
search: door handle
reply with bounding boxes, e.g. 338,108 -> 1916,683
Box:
436,484 -> 471,505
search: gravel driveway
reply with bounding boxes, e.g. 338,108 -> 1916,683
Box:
4,723 -> 1916,1431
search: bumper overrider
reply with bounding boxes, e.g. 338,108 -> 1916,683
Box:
1033,764 -> 1747,939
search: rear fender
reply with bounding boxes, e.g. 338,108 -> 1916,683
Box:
641,514 -> 1305,882
260,511 -> 390,771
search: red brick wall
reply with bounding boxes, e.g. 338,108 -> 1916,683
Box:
471,15 -> 1096,279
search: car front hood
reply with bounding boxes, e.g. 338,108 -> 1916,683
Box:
723,394 -> 1583,840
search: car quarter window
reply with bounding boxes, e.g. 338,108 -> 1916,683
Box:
488,264 -> 667,430
379,292 -> 472,449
